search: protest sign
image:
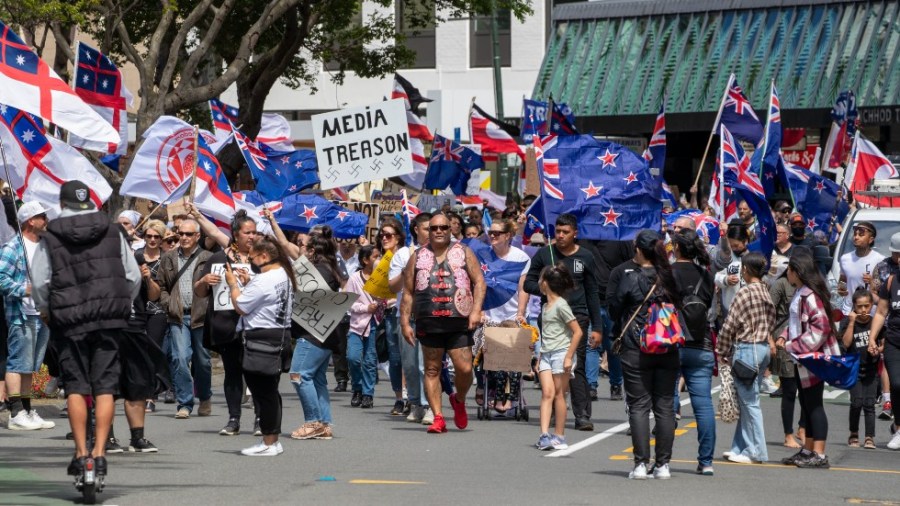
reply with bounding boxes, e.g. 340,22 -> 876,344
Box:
482,327 -> 534,373
312,99 -> 413,189
416,193 -> 455,213
333,200 -> 380,244
363,250 -> 395,300
211,263 -> 251,311
291,255 -> 358,343
376,198 -> 403,215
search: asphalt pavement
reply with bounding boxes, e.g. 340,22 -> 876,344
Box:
2,368 -> 899,506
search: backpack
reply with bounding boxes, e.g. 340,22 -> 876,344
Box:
680,268 -> 709,344
641,299 -> 685,354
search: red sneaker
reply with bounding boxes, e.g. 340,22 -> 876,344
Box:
449,393 -> 468,430
426,414 -> 447,433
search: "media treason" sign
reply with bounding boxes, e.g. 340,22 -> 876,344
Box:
312,99 -> 414,189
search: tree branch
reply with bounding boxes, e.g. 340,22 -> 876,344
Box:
156,0 -> 215,96
179,0 -> 237,86
143,0 -> 177,88
49,23 -> 76,63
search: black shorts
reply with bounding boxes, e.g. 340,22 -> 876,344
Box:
58,329 -> 121,397
118,329 -> 157,401
416,330 -> 474,351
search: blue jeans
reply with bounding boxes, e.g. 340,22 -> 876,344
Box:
680,347 -> 716,467
385,313 -> 403,394
6,315 -> 49,373
166,315 -> 211,412
399,325 -> 424,406
290,338 -> 333,424
347,327 -> 378,396
587,307 -> 621,389
730,342 -> 771,462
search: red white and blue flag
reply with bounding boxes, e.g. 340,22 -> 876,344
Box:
0,103 -> 112,211
642,103 -> 666,174
193,135 -> 236,225
400,188 -> 420,246
390,75 -> 433,188
208,98 -> 293,150
713,74 -> 764,145
721,124 -> 765,198
534,135 -> 564,200
68,41 -> 133,154
0,22 -> 118,144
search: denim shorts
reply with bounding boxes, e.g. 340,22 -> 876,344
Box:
6,315 -> 49,373
538,348 -> 576,375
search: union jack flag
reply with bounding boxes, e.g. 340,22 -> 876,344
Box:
642,103 -> 666,173
400,188 -> 420,246
534,135 -> 564,200
721,124 -> 764,198
714,74 -> 764,145
232,124 -> 267,172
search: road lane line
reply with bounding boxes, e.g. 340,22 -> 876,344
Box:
547,386 -> 720,457
349,480 -> 427,485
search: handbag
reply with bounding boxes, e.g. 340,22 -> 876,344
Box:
242,333 -> 286,376
611,283 -> 657,356
731,340 -> 760,386
717,364 -> 739,424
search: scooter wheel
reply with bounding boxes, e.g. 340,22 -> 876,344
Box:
82,482 -> 96,504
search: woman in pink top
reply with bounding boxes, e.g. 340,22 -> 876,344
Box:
344,245 -> 385,409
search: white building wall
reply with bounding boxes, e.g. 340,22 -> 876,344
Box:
222,0 -> 545,143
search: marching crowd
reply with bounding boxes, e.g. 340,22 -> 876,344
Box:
2,181 -> 900,483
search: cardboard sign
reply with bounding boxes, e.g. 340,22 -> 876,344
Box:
211,263 -> 252,311
482,327 -> 534,373
363,250 -> 395,299
333,200 -> 380,244
312,99 -> 413,189
291,255 -> 358,343
376,199 -> 403,215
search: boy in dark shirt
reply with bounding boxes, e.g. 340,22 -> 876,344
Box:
839,289 -> 883,449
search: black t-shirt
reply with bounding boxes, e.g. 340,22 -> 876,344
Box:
672,262 -> 715,351
877,277 -> 900,347
837,317 -> 883,377
588,240 -> 635,305
524,245 -> 602,328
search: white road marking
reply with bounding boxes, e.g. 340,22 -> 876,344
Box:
823,388 -> 848,400
546,386 -> 721,457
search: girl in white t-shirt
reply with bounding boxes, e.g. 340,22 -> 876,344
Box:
536,264 -> 582,451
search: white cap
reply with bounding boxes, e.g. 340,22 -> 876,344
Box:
17,201 -> 49,224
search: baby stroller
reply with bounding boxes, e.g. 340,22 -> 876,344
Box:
472,321 -> 534,422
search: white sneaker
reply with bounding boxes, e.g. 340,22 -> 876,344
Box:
887,430 -> 900,450
727,453 -> 752,464
275,441 -> 284,455
406,405 -> 424,423
8,410 -> 41,430
421,407 -> 435,425
760,377 -> 778,394
29,410 -> 55,429
628,462 -> 652,480
241,440 -> 280,456
652,463 -> 671,480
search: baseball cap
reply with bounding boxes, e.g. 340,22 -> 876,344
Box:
891,232 -> 900,253
790,213 -> 805,225
853,221 -> 877,237
635,229 -> 660,250
59,180 -> 95,210
16,202 -> 49,224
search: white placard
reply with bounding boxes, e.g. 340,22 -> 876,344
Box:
211,263 -> 252,311
290,255 -> 359,343
312,99 -> 413,189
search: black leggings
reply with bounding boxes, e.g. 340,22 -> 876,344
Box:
243,371 -> 282,436
884,340 -> 900,422
849,374 -> 878,437
220,339 -> 246,420
796,367 -> 827,441
780,376 -> 806,435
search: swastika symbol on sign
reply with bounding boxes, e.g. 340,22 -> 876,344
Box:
370,159 -> 384,173
326,166 -> 340,181
350,164 -> 362,178
392,155 -> 404,168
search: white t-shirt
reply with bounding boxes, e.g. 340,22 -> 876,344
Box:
22,237 -> 39,315
389,245 -> 414,300
840,249 -> 885,315
483,246 -> 531,323
237,268 -> 293,330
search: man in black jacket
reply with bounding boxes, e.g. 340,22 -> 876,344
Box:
525,214 -> 602,431
31,180 -> 141,481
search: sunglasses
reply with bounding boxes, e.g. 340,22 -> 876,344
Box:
165,238 -> 178,244
488,230 -> 507,237
144,234 -> 162,240
177,231 -> 198,237
430,225 -> 451,232
380,232 -> 396,239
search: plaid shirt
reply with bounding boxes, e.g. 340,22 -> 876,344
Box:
717,281 -> 775,359
0,238 -> 29,326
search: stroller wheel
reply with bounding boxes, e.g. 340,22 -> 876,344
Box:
522,407 -> 529,421
515,410 -> 522,421
476,407 -> 484,420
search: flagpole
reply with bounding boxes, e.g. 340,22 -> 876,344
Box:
189,125 -> 199,203
759,79 -> 774,179
0,135 -> 32,281
691,74 -> 734,193
718,125 -> 725,224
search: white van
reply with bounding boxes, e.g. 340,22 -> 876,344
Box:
828,207 -> 900,286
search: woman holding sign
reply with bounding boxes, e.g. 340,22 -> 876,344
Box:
191,205 -> 262,437
225,235 -> 296,457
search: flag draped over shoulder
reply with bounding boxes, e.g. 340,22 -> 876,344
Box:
540,134 -> 661,240
0,22 -> 118,144
69,41 -> 133,155
424,134 -> 484,195
0,103 -> 112,211
463,238 -> 529,311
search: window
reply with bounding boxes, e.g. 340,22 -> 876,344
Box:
324,10 -> 364,72
397,0 -> 436,69
470,10 -> 511,68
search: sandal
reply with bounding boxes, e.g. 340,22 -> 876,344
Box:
848,433 -> 859,448
864,437 -> 876,450
475,388 -> 484,407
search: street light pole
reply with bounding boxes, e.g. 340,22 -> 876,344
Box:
489,2 -> 510,195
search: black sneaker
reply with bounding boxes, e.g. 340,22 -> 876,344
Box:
361,395 -> 373,409
574,418 -> 594,431
253,417 -> 262,437
589,389 -> 599,401
769,387 -> 783,398
610,384 -> 624,401
781,450 -> 808,466
94,456 -> 108,477
219,419 -> 240,436
163,389 -> 176,404
351,391 -> 363,407
795,454 -> 830,469
67,456 -> 85,476
128,438 -> 158,453
334,381 -> 348,393
391,400 -> 405,416
105,437 -> 124,454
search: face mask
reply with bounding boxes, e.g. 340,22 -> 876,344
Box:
791,226 -> 805,237
250,262 -> 263,274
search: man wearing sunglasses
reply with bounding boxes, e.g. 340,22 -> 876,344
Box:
400,213 -> 486,434
156,219 -> 213,420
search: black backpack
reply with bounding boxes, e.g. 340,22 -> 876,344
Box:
680,268 -> 709,344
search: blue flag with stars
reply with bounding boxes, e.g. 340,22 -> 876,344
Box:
540,135 -> 661,240
424,134 -> 484,195
240,191 -> 368,239
463,238 -> 529,311
783,164 -> 849,241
